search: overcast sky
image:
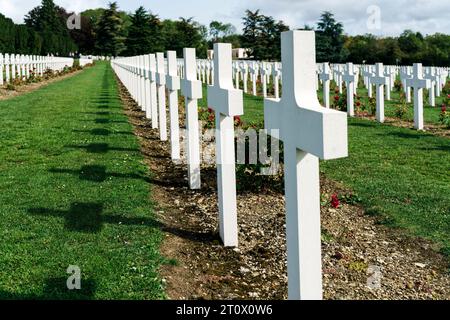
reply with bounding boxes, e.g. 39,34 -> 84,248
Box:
1,0 -> 449,36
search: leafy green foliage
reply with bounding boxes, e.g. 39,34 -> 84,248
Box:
242,10 -> 289,61
94,2 -> 126,56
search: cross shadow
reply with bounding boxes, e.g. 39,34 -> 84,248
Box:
72,128 -> 133,136
0,277 -> 97,300
49,165 -> 151,183
28,202 -> 219,243
29,203 -> 104,233
65,143 -> 139,154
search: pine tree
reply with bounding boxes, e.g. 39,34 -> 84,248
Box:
25,0 -> 76,55
94,2 -> 126,56
124,7 -> 153,56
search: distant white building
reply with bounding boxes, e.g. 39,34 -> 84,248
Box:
207,48 -> 250,60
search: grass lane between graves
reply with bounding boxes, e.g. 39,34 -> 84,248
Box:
0,61 -> 164,299
199,83 -> 450,259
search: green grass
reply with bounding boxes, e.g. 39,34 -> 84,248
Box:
199,82 -> 450,258
0,62 -> 164,299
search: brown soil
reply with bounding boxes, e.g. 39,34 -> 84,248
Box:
355,113 -> 450,138
117,77 -> 450,300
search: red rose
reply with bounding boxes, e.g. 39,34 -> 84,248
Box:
331,194 -> 340,208
334,95 -> 340,101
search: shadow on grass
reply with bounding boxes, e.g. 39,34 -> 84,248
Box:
72,128 -> 133,136
49,165 -> 151,183
64,143 -> 139,154
28,202 -> 219,243
0,278 -> 97,300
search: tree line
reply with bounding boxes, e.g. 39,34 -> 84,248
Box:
0,0 -> 449,66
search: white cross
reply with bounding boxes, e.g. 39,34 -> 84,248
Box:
272,62 -> 282,99
143,55 -> 152,120
250,62 -> 258,96
264,30 -> 348,300
343,63 -> 358,116
148,54 -> 159,129
181,48 -> 202,190
362,66 -> 374,98
0,54 -> 3,85
166,51 -> 181,161
424,67 -> 436,107
240,62 -> 249,94
207,43 -> 243,247
370,63 -> 389,123
406,63 -> 431,130
400,66 -> 412,103
318,63 -> 332,108
156,52 -> 168,140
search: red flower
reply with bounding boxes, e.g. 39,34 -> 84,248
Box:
234,116 -> 242,126
441,104 -> 447,113
356,101 -> 361,107
208,114 -> 215,121
208,107 -> 213,113
334,95 -> 340,101
331,194 -> 340,208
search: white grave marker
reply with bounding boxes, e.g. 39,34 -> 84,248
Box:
264,30 -> 348,300
406,63 -> 431,130
181,48 -> 202,189
370,63 -> 389,123
207,43 -> 243,247
319,63 -> 332,108
343,62 -> 357,116
156,52 -> 168,140
166,51 -> 181,160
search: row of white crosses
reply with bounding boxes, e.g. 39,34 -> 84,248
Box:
0,53 -> 74,85
111,30 -> 349,300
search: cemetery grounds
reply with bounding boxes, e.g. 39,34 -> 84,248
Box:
0,61 -> 448,299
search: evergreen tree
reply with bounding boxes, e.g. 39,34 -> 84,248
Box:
94,2 -> 126,56
242,10 -> 289,60
24,0 -> 77,55
316,11 -> 346,62
124,7 -> 153,56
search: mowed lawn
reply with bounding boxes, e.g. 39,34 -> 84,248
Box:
0,62 -> 163,299
200,83 -> 450,258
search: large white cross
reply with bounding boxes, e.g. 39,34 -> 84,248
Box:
181,48 -> 202,190
264,30 -> 348,300
370,63 -> 389,123
156,52 -> 168,140
166,51 -> 181,161
406,63 -> 431,130
343,62 -> 357,116
207,43 -> 243,247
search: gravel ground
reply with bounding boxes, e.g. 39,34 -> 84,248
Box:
117,79 -> 450,300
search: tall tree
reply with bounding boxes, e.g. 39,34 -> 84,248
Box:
94,2 -> 126,56
242,10 -> 289,60
209,21 -> 236,42
124,7 -> 153,56
25,0 -> 76,55
316,11 -> 346,62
